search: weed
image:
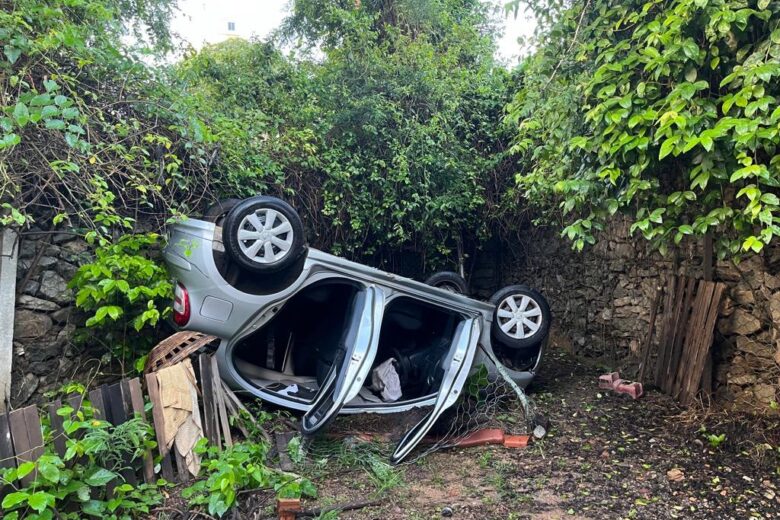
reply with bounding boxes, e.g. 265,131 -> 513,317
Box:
479,450 -> 493,468
706,433 -> 727,450
183,439 -> 316,517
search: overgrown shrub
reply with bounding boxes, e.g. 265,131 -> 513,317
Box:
506,0 -> 780,257
69,231 -> 172,373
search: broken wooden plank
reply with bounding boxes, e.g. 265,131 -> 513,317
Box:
678,282 -> 724,405
638,286 -> 662,384
107,383 -> 127,425
47,399 -> 66,457
127,377 -> 155,484
99,385 -> 114,424
703,233 -> 713,282
211,355 -> 232,448
9,406 -> 41,485
89,387 -> 108,421
0,411 -> 15,470
24,406 -> 44,476
104,382 -> 136,487
663,277 -> 696,394
120,379 -> 140,486
654,275 -> 678,387
144,372 -> 175,481
198,353 -> 220,449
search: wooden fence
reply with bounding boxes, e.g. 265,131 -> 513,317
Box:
0,352 -> 237,491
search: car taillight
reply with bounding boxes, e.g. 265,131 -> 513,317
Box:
173,282 -> 190,326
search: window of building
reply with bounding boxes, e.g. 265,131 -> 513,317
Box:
227,21 -> 236,31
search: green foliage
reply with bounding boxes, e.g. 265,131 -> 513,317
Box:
507,0 -> 780,258
1,0 -> 209,234
183,439 -> 316,517
0,401 -> 162,520
69,232 -> 171,372
178,0 -> 517,268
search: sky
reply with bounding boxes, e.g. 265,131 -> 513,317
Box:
171,0 -> 537,65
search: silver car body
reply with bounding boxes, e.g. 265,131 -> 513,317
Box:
163,218 -> 543,461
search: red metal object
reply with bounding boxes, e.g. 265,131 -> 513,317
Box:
599,371 -> 643,399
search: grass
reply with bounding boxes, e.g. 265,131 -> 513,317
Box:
298,437 -> 406,497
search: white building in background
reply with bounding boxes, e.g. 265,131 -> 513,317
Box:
172,0 -> 288,50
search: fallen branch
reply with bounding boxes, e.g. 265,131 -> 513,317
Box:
295,499 -> 383,518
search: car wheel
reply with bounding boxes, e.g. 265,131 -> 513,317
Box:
223,196 -> 306,274
203,198 -> 242,226
489,285 -> 550,349
425,271 -> 468,294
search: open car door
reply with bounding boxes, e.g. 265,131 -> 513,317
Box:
390,317 -> 481,464
301,285 -> 385,434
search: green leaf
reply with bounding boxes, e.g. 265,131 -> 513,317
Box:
208,493 -> 230,517
62,107 -> 79,119
0,133 -> 21,149
106,305 -> 122,320
659,137 -> 678,159
30,94 -> 51,107
76,485 -> 91,502
649,208 -> 665,223
730,165 -> 761,182
4,46 -> 21,64
85,468 -> 117,487
2,491 -> 30,509
43,79 -> 58,92
38,460 -> 60,483
82,499 -> 107,516
682,40 -> 699,60
41,105 -> 58,118
742,236 -> 764,253
64,133 -> 79,147
13,103 -> 29,127
16,461 -> 35,479
27,492 -> 54,513
45,119 -> 66,130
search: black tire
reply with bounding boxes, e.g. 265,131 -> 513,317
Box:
203,198 -> 242,226
223,196 -> 306,274
424,271 -> 468,295
489,285 -> 551,349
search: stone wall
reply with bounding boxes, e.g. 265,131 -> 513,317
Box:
491,218 -> 780,413
11,232 -> 92,406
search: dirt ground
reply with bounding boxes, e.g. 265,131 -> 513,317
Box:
294,349 -> 780,520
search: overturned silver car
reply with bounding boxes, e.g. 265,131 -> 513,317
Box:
163,196 -> 550,462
